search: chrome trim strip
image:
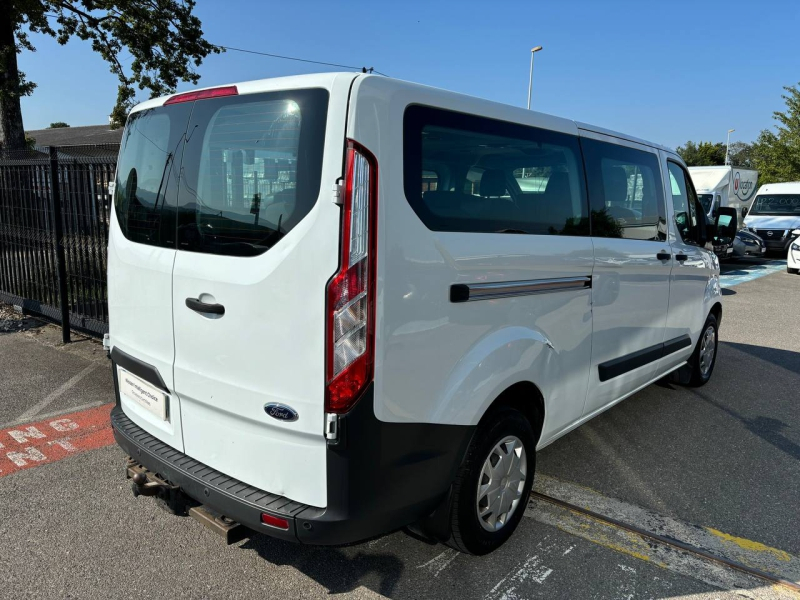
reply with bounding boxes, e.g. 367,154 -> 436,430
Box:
451,276 -> 591,303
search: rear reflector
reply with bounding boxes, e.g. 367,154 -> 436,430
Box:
164,85 -> 238,105
260,513 -> 290,530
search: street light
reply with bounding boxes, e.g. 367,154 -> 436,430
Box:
725,128 -> 735,165
527,46 -> 543,110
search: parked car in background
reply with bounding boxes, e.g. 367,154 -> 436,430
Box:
744,182 -> 800,254
106,73 -> 722,556
732,229 -> 767,258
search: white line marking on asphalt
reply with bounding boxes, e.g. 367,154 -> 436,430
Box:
0,400 -> 103,429
562,545 -> 575,556
485,554 -> 553,600
418,548 -> 459,577
618,564 -> 636,574
11,363 -> 97,425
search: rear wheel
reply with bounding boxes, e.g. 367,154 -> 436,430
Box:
787,267 -> 799,274
446,408 -> 536,555
686,313 -> 719,387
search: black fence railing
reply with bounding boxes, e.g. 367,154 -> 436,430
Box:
0,143 -> 118,339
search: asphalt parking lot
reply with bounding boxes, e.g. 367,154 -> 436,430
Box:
1,257 -> 798,600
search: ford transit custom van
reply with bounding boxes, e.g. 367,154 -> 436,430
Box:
108,73 -> 722,555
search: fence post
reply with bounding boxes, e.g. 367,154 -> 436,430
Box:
49,146 -> 70,343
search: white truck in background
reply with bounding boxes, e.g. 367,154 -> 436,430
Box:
688,166 -> 759,220
688,166 -> 758,260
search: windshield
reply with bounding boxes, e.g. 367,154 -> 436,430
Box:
698,193 -> 714,214
749,194 -> 800,216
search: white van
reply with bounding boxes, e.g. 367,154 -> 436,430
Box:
108,73 -> 722,555
743,182 -> 800,255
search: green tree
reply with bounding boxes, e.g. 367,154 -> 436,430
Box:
727,141 -> 754,168
48,121 -> 70,128
676,140 -> 727,166
0,1 -> 220,149
751,83 -> 800,184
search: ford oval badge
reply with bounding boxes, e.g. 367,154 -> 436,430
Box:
264,403 -> 299,422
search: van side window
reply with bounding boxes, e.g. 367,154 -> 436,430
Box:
667,161 -> 700,244
404,106 -> 589,236
581,138 -> 667,241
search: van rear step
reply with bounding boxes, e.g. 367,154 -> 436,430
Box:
126,459 -> 247,544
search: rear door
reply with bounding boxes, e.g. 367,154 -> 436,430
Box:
580,133 -> 671,415
170,79 -> 351,509
109,101 -> 193,451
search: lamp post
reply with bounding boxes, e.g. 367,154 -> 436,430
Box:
527,46 -> 543,110
725,128 -> 735,165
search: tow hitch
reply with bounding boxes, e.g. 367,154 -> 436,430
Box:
126,458 -> 188,515
126,457 -> 248,544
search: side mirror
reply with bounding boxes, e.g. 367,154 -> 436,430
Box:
792,229 -> 800,237
715,207 -> 738,242
741,206 -> 749,219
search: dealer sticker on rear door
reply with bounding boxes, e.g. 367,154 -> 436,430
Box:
117,367 -> 169,421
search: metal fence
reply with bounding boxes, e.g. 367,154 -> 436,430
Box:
0,144 -> 118,340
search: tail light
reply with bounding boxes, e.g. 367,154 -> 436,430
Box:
325,141 -> 378,414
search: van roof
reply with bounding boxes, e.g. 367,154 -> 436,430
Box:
755,181 -> 800,195
129,72 -> 675,154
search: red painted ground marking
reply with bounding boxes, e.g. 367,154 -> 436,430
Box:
0,404 -> 114,478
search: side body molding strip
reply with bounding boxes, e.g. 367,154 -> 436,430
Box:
598,334 -> 692,382
450,276 -> 592,303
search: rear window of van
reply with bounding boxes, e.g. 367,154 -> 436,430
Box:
115,89 -> 329,256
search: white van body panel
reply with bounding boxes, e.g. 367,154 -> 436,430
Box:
107,210 -> 186,451
347,77 -> 594,441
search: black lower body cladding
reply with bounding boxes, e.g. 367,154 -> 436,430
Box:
111,376 -> 475,545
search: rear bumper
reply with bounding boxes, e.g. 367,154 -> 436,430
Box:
111,384 -> 474,546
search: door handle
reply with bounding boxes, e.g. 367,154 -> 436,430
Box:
657,251 -> 671,261
185,297 -> 225,315
675,253 -> 688,262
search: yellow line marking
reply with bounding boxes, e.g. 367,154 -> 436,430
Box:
705,527 -> 793,563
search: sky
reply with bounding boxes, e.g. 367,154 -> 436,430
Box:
18,0 -> 800,149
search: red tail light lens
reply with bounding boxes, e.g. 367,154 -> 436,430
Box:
164,85 -> 238,105
325,141 -> 378,414
260,513 -> 289,530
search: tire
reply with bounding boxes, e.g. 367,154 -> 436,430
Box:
686,313 -> 719,387
445,407 -> 536,555
787,267 -> 799,274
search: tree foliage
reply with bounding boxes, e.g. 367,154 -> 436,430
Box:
751,83 -> 800,184
676,140 -> 727,167
1,0 -> 219,148
48,121 -> 70,128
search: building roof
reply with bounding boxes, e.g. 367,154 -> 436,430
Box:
26,124 -> 123,147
